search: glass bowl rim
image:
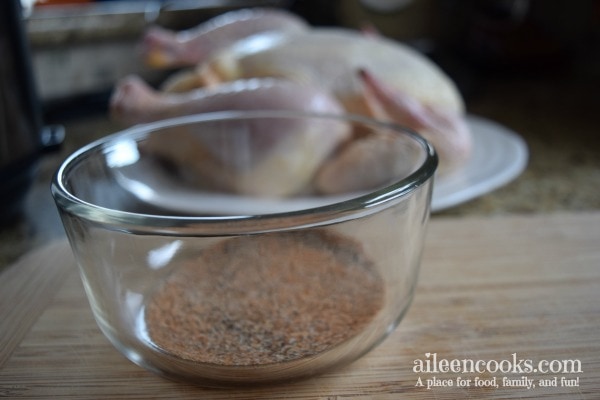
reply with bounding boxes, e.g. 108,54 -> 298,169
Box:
51,110 -> 438,235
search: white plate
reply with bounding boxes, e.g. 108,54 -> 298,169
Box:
114,115 -> 528,215
431,115 -> 528,211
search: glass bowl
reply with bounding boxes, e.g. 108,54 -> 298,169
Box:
51,110 -> 437,387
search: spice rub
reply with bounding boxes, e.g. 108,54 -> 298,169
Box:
144,230 -> 384,366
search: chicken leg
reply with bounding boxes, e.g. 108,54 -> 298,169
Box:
140,8 -> 308,69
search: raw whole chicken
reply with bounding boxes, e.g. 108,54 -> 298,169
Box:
111,7 -> 472,197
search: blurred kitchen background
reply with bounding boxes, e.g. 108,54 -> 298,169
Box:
25,0 -> 600,115
1,0 -> 599,265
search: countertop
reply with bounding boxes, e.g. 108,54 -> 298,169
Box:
2,211 -> 599,398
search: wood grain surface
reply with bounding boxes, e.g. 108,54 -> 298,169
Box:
1,212 -> 599,399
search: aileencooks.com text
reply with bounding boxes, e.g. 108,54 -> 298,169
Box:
413,352 -> 582,375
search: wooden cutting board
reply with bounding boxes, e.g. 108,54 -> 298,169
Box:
1,212 -> 599,399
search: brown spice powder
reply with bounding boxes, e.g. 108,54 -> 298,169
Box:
144,230 -> 384,366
